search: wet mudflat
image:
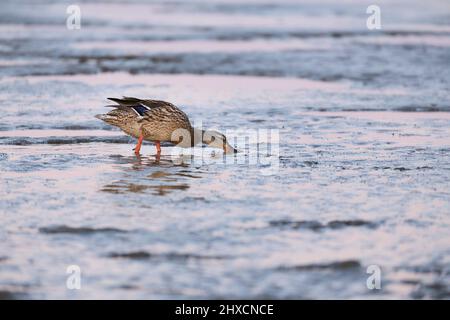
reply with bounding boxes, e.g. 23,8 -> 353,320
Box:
0,0 -> 449,299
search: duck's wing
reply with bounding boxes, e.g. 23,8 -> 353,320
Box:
106,97 -> 189,123
106,97 -> 156,117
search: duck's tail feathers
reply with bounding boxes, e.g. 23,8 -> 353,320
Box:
107,97 -> 143,106
95,114 -> 111,121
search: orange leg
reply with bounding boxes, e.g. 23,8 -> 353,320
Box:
134,134 -> 144,155
155,141 -> 161,154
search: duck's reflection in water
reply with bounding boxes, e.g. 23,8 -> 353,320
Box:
102,154 -> 202,196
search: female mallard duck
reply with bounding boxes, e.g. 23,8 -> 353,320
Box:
95,97 -> 237,155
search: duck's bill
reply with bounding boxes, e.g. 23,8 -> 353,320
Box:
223,143 -> 239,154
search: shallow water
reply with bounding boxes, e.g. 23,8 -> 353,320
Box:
0,0 -> 450,299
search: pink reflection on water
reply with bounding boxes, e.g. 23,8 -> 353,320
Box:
0,130 -> 121,138
293,112 -> 450,147
355,35 -> 450,47
19,72 -> 349,92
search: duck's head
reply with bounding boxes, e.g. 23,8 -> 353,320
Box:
202,130 -> 238,154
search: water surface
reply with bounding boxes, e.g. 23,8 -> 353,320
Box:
0,0 -> 449,299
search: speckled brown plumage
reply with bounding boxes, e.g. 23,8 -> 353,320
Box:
95,96 -> 237,155
105,97 -> 192,142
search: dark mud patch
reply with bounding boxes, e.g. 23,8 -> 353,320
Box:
179,196 -> 209,203
411,282 -> 450,299
0,290 -> 27,300
107,251 -> 229,261
39,225 -> 128,235
278,260 -> 361,272
398,264 -> 450,299
108,251 -> 152,260
269,219 -> 378,231
393,105 -> 450,112
373,166 -> 434,171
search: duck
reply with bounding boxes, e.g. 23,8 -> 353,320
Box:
95,97 -> 237,155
